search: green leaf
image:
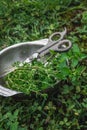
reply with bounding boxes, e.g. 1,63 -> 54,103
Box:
71,58 -> 78,68
10,122 -> 19,130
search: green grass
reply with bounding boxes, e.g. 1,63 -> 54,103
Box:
0,0 -> 87,130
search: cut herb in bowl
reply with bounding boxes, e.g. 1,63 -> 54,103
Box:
4,52 -> 65,94
4,44 -> 86,95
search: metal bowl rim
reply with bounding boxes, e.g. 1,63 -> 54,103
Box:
0,39 -> 48,55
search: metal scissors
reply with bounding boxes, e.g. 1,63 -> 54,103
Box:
25,28 -> 72,63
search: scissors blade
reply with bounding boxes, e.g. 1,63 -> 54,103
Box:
36,40 -> 58,56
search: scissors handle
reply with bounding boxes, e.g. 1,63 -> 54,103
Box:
53,39 -> 72,52
48,27 -> 67,44
36,28 -> 71,57
36,28 -> 66,55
